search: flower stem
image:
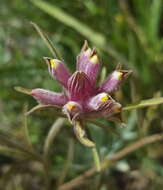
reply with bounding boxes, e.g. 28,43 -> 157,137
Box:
91,147 -> 101,172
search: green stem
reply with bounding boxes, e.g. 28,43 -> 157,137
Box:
30,22 -> 63,60
92,147 -> 101,172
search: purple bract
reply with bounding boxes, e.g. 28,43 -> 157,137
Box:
16,41 -> 132,147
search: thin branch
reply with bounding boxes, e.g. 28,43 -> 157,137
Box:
22,104 -> 34,151
43,118 -> 65,189
57,138 -> 75,186
30,22 -> 62,60
59,133 -> 163,190
0,133 -> 42,162
91,147 -> 101,172
43,118 -> 65,160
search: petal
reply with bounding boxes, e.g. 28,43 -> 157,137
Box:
62,101 -> 82,122
44,57 -> 71,88
77,41 -> 101,85
31,88 -> 68,106
86,92 -> 122,118
99,70 -> 132,94
68,71 -> 94,102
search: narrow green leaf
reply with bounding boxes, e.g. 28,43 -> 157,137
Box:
14,86 -> 31,95
148,0 -> 162,42
30,0 -> 106,48
26,104 -> 64,117
30,0 -> 129,66
123,97 -> 163,111
92,147 -> 101,172
43,118 -> 65,160
30,22 -> 62,59
0,145 -> 28,159
22,104 -> 34,150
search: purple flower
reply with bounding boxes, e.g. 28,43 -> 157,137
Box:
16,41 -> 132,147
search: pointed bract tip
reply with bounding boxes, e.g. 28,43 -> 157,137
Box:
43,56 -> 51,63
116,63 -> 122,70
112,102 -> 122,113
81,40 -> 89,52
126,70 -> 133,76
43,57 -> 59,69
120,70 -> 133,79
112,70 -> 132,81
89,49 -> 99,64
14,87 -> 32,95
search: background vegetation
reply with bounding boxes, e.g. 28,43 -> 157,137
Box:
0,0 -> 163,189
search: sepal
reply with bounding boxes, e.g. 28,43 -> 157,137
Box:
99,70 -> 132,94
44,57 -> 71,88
77,41 -> 101,85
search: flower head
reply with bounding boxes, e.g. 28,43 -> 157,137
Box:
16,41 -> 132,147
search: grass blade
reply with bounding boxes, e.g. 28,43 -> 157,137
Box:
123,97 -> 163,111
30,22 -> 62,59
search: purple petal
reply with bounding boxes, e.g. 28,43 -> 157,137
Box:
68,71 -> 95,102
99,70 -> 132,94
86,92 -> 122,118
31,88 -> 68,107
44,57 -> 71,88
77,41 -> 101,85
62,101 -> 82,122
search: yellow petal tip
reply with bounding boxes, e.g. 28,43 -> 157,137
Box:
90,54 -> 99,64
50,59 -> 59,69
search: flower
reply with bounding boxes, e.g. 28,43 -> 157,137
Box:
15,41 -> 132,147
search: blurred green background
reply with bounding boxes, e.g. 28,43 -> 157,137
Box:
0,0 -> 163,189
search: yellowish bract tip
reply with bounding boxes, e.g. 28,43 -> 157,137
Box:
100,93 -> 109,102
67,102 -> 76,111
50,59 -> 59,69
113,71 -> 123,80
90,55 -> 99,64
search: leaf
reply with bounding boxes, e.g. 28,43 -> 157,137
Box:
26,104 -> 64,116
30,22 -> 62,59
148,0 -> 162,42
123,97 -> 163,111
0,145 -> 28,159
30,0 -> 129,66
30,0 -> 106,48
0,133 -> 41,161
22,104 -> 34,150
14,86 -> 32,95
